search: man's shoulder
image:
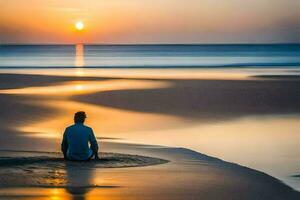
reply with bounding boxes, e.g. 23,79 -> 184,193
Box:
82,125 -> 93,131
66,124 -> 76,130
65,124 -> 93,132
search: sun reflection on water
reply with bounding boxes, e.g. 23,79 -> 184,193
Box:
75,44 -> 84,67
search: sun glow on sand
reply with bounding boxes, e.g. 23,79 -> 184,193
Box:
75,21 -> 84,31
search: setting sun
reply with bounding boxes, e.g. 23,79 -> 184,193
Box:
75,21 -> 84,31
1,1 -> 300,200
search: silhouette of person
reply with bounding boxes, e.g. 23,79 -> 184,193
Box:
61,111 -> 99,161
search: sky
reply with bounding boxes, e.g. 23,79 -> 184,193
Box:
0,0 -> 300,44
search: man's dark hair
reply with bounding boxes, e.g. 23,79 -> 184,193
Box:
74,111 -> 86,123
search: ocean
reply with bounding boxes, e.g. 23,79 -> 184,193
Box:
1,44 -> 300,68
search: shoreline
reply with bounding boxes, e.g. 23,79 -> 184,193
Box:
0,145 -> 295,187
0,145 -> 299,199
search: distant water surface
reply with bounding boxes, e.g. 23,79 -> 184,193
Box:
1,44 -> 300,68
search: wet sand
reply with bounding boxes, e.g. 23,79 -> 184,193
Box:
0,144 -> 299,200
73,77 -> 300,121
0,73 -> 300,199
0,73 -> 300,148
0,150 -> 168,188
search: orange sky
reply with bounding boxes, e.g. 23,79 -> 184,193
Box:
0,0 -> 300,44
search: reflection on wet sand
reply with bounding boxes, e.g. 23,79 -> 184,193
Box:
17,99 -> 182,140
0,144 -> 299,200
0,79 -> 180,140
3,77 -> 299,190
0,73 -> 300,196
0,149 -> 169,200
0,68 -> 253,80
65,163 -> 93,200
0,79 -> 171,96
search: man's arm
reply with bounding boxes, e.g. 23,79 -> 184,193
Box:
61,129 -> 68,159
89,128 -> 99,159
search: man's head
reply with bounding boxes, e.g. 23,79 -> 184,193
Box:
74,111 -> 86,123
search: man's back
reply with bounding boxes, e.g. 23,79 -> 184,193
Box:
62,123 -> 98,161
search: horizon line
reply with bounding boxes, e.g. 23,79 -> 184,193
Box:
1,42 -> 300,46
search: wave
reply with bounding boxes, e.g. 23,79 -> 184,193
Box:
1,62 -> 300,69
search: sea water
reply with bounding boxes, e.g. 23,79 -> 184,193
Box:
1,44 -> 300,68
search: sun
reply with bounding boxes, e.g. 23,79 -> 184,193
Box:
75,21 -> 84,31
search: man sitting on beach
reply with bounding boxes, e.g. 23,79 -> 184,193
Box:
61,111 -> 99,161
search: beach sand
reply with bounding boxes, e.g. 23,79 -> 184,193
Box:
0,73 -> 300,199
0,144 -> 299,200
0,150 -> 168,187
